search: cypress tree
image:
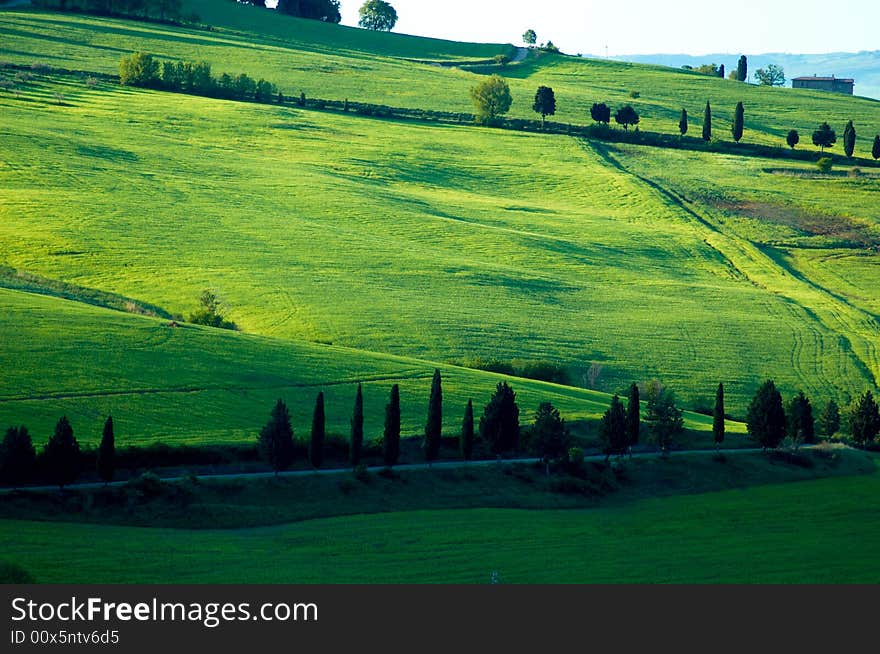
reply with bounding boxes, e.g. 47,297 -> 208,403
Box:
0,426 -> 36,488
625,382 -> 640,452
532,402 -> 570,475
309,392 -> 325,470
872,135 -> 880,160
43,416 -> 81,489
424,369 -> 442,464
97,415 -> 115,485
850,391 -> 880,446
350,383 -> 364,468
737,55 -> 748,82
460,399 -> 475,461
718,64 -> 725,79
383,384 -> 401,468
702,101 -> 712,141
713,383 -> 725,449
732,101 -> 744,142
787,391 -> 815,445
678,108 -> 688,136
258,399 -> 295,475
479,382 -> 520,457
819,399 -> 841,437
843,120 -> 856,158
600,395 -> 627,459
746,381 -> 786,450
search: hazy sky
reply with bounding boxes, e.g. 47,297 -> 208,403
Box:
338,0 -> 880,55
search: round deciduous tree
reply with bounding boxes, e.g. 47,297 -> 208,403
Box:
358,0 -> 397,31
470,75 -> 512,126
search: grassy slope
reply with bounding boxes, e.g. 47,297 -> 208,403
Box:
1,75 -> 876,414
0,288 -> 739,446
2,8 -> 879,152
3,70 -> 880,412
2,455 -> 878,583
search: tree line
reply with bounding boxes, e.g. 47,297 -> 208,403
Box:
119,53 -> 280,103
469,75 -> 880,160
257,370 -> 526,474
32,0 -> 192,25
5,372 -> 877,489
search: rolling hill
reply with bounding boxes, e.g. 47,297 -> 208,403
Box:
0,1 -> 878,438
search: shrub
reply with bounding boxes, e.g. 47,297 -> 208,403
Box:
629,90 -> 640,99
816,157 -> 833,173
125,471 -> 163,499
119,52 -> 160,88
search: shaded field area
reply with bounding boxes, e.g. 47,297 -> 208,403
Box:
0,288 -> 740,446
1,449 -> 876,583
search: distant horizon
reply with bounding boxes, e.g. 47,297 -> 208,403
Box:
333,0 -> 880,57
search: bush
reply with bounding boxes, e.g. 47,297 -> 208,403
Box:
629,90 -> 641,99
119,52 -> 160,88
816,157 -> 833,173
125,471 -> 163,498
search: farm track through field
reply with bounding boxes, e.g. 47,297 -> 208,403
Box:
0,370 -> 435,403
584,140 -> 880,393
0,445 -> 783,495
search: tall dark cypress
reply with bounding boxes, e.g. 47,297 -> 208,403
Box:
383,384 -> 401,468
625,383 -> 640,451
843,120 -> 856,158
309,392 -> 325,470
732,101 -> 744,142
461,399 -> 475,461
713,383 -> 725,448
872,135 -> 880,160
424,369 -> 442,463
678,108 -> 688,136
0,426 -> 36,488
737,55 -> 748,82
350,384 -> 364,468
97,415 -> 115,484
746,380 -> 786,450
702,101 -> 712,141
718,64 -> 725,79
259,399 -> 295,475
43,416 -> 81,489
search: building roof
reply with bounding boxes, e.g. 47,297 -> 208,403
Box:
792,76 -> 854,83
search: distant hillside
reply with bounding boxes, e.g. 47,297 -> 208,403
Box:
613,51 -> 880,100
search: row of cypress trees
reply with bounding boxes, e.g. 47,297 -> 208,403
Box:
746,381 -> 879,449
258,370 -> 523,474
678,103 -> 880,158
0,416 -> 114,489
597,379 -> 879,457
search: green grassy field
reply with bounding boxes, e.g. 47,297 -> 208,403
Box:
2,452 -> 877,583
2,3 -> 880,586
3,5 -> 880,152
0,70 -> 877,420
0,288 -> 742,446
